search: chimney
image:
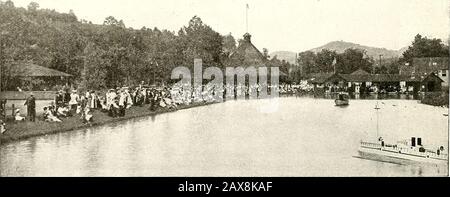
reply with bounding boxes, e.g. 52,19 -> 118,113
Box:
411,137 -> 416,147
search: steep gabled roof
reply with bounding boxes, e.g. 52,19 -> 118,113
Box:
228,33 -> 268,67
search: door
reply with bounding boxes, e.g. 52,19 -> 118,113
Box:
427,82 -> 435,92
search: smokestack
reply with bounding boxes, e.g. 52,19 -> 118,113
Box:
417,138 -> 422,146
411,137 -> 416,147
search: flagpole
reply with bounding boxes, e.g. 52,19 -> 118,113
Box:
246,4 -> 249,33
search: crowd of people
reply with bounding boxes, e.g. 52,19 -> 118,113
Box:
0,82 -> 310,136
38,86 -> 181,124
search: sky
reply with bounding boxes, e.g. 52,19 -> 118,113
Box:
10,0 -> 450,53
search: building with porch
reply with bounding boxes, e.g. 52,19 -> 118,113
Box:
399,57 -> 449,88
307,68 -> 443,94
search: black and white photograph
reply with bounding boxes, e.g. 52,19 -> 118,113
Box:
0,0 -> 448,180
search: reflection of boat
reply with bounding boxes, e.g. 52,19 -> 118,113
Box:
334,92 -> 349,106
358,103 -> 448,165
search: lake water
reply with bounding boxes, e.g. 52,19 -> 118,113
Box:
0,97 -> 448,177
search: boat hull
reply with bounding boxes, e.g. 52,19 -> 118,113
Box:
335,99 -> 349,106
358,146 -> 448,165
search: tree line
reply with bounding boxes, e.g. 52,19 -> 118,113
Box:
297,34 -> 449,76
1,1 -> 267,91
2,1 -> 446,90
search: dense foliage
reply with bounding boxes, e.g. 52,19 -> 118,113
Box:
401,34 -> 449,63
0,1 -> 255,91
298,48 -> 374,75
297,34 -> 449,77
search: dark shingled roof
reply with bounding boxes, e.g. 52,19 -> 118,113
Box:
226,33 -> 288,76
308,72 -> 443,84
350,68 -> 370,75
306,73 -> 335,84
5,62 -> 72,77
228,33 -> 268,67
339,74 -> 425,82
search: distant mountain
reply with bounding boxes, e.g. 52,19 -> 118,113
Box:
269,51 -> 297,64
270,41 -> 408,64
309,41 -> 405,59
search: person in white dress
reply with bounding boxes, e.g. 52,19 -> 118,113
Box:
15,109 -> 25,121
84,107 -> 93,123
69,90 -> 79,112
0,120 -> 6,134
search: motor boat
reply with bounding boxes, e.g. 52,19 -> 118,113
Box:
358,103 -> 448,165
335,92 -> 349,106
358,137 -> 448,165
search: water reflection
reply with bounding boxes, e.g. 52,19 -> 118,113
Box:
0,97 -> 448,177
311,93 -> 422,100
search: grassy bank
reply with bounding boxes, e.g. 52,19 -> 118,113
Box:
0,102 -> 217,145
420,89 -> 449,107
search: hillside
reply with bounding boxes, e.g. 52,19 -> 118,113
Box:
269,51 -> 297,64
309,41 -> 404,59
271,41 -> 406,64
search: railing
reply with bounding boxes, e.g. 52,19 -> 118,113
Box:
361,141 -> 448,160
360,141 -> 382,149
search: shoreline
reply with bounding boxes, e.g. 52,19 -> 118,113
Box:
0,101 -> 219,145
1,93 -> 448,145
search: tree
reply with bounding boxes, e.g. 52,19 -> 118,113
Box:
4,0 -> 14,8
178,16 -> 223,69
297,51 -> 317,75
401,34 -> 449,63
269,56 -> 293,83
315,49 -> 338,73
0,5 -> 242,89
335,48 -> 373,74
222,33 -> 236,55
374,65 -> 388,74
386,60 -> 399,74
80,42 -> 108,90
297,49 -> 374,75
103,16 -> 125,28
27,2 -> 39,11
